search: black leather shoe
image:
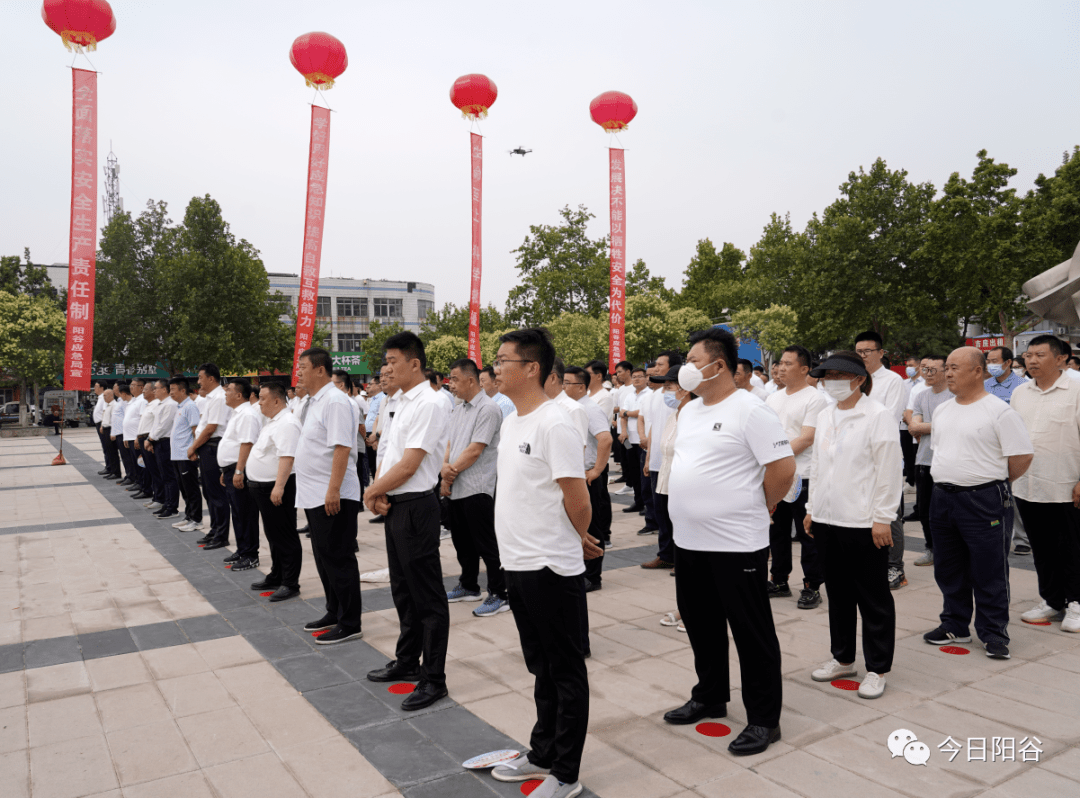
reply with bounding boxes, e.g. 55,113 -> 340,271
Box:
369,515 -> 385,524
125,484 -> 142,492
131,492 -> 151,500
203,540 -> 227,551
304,614 -> 337,632
196,534 -> 214,545
268,585 -> 300,602
104,474 -> 120,480
728,725 -> 781,756
367,660 -> 422,683
298,524 -> 310,534
117,478 -> 132,486
97,468 -> 110,475
621,504 -> 642,513
250,578 -> 281,591
584,582 -> 602,593
401,680 -> 448,711
663,699 -> 727,725
223,552 -> 241,563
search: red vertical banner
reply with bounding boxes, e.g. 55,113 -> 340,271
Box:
64,68 -> 98,391
608,148 -> 626,374
291,105 -> 332,382
468,132 -> 483,367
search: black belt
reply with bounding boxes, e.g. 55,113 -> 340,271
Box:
935,480 -> 1006,494
247,479 -> 275,488
219,464 -> 237,474
137,433 -> 149,442
389,489 -> 435,503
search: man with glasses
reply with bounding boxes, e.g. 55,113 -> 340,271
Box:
908,356 -> 952,567
854,331 -> 909,590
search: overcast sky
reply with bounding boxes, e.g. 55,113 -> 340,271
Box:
3,0 -> 1078,312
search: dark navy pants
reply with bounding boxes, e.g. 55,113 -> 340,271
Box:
930,481 -> 1012,645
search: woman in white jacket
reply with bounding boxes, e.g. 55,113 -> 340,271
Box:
803,352 -> 902,699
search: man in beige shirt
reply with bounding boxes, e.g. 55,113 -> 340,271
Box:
1010,334 -> 1080,633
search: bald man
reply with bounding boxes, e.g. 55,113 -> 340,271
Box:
923,347 -> 1033,660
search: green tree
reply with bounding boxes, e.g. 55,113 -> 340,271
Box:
728,304 -> 799,364
625,259 -> 674,301
0,249 -> 63,308
359,319 -> 405,374
506,205 -> 610,326
547,312 -> 608,365
0,292 -> 66,425
419,302 -> 508,345
741,214 -> 812,330
426,335 -> 469,373
1023,146 -> 1080,267
675,239 -> 745,319
624,294 -> 711,364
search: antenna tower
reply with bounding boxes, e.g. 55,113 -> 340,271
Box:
102,143 -> 123,225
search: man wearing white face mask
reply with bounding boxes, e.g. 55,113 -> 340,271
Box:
984,346 -> 1027,402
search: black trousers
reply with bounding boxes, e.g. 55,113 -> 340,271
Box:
651,473 -> 674,564
251,476 -> 300,586
814,523 -> 896,674
625,443 -> 643,506
1014,498 -> 1080,609
506,568 -> 589,784
930,482 -> 1012,645
173,459 -> 202,523
131,442 -> 151,492
584,465 -> 611,585
769,479 -> 823,589
222,464 -> 259,561
675,545 -> 782,728
640,447 -> 657,527
140,437 -> 163,502
900,429 -> 917,487
117,435 -> 135,480
609,426 -> 624,478
154,439 -> 179,513
199,441 -> 230,543
915,465 -> 935,550
100,426 -> 120,476
307,499 -> 362,631
448,493 -> 505,598
385,492 -> 450,685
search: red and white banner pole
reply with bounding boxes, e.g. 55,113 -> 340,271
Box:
291,105 -> 332,383
468,132 -> 483,367
607,148 -> 626,374
64,68 -> 98,391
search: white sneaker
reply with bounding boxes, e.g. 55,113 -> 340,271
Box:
439,527 -> 451,540
172,520 -> 190,529
858,672 -> 886,699
145,501 -> 162,510
179,521 -> 203,532
1021,600 -> 1065,624
360,568 -> 391,583
811,658 -> 857,682
616,486 -> 633,495
1063,602 -> 1080,633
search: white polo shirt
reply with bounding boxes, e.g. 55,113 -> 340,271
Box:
217,402 -> 264,468
294,381 -> 362,509
137,398 -> 160,437
151,397 -> 178,441
930,394 -> 1033,486
554,391 -> 589,451
577,394 -> 610,470
867,365 -> 907,425
379,380 -> 450,496
623,388 -> 648,445
196,384 -> 231,440
122,394 -> 147,440
93,394 -> 105,423
642,388 -> 676,472
591,387 -> 614,425
246,407 -> 303,483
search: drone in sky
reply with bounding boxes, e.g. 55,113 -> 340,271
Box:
508,146 -> 533,157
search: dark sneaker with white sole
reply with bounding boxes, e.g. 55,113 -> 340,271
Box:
984,640 -> 1011,659
923,626 -> 972,645
304,614 -> 337,632
315,626 -> 363,646
797,588 -> 821,610
766,581 -> 791,598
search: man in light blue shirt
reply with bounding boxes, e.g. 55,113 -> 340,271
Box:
480,366 -> 515,417
169,377 -> 203,532
110,382 -> 133,485
984,346 -> 1027,402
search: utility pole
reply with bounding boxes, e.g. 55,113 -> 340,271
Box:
102,143 -> 123,225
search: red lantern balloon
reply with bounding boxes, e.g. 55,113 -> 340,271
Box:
450,74 -> 498,120
590,91 -> 638,132
290,32 -> 348,90
41,0 -> 116,53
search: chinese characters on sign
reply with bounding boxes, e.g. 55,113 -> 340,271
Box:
965,336 -> 1007,352
64,69 -> 98,391
888,728 -> 1042,767
608,148 -> 626,375
291,106 -> 332,384
468,132 -> 483,367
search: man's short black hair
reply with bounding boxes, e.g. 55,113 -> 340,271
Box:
737,358 -> 754,374
923,353 -> 947,365
1029,335 -> 1068,358
989,346 -> 1014,362
94,380 -> 107,390
480,365 -> 496,379
332,369 -> 353,390
167,376 -> 189,393
129,377 -> 145,389
655,350 -> 683,367
228,378 -> 253,400
783,345 -> 812,369
753,364 -> 765,374
854,330 -> 884,348
615,360 -> 634,372
117,382 -> 132,396
198,362 -> 221,382
286,386 -> 296,395
299,347 -> 333,375
154,378 -> 169,390
449,359 -> 480,380
1069,356 -> 1080,367
687,327 -> 738,373
260,382 -> 287,403
564,365 -> 589,385
585,360 -> 608,381
551,357 -> 566,382
424,368 -> 440,387
631,367 -> 647,376
383,331 -> 427,370
499,328 -> 556,386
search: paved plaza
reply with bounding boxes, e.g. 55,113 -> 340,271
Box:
2,428 -> 1080,797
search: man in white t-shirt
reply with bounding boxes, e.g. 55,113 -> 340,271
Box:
734,360 -> 769,400
855,331 -> 908,589
765,345 -> 829,608
488,329 -> 600,797
611,360 -> 634,491
618,368 -> 649,512
190,364 -> 234,549
363,333 -> 451,711
665,327 -> 795,757
639,352 -> 682,545
925,347 -> 1034,660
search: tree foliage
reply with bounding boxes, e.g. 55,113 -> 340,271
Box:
547,313 -> 608,365
425,335 -> 469,373
728,304 -> 799,363
624,294 -> 710,364
419,302 -> 508,344
0,291 -> 66,423
0,249 -> 64,309
359,319 -> 405,375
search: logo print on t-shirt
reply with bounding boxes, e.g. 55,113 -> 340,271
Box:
518,442 -> 531,455
712,423 -> 723,431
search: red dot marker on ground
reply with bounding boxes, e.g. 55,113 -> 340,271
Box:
521,780 -> 544,796
695,722 -> 731,737
831,679 -> 860,691
260,591 -> 274,597
311,630 -> 330,638
1023,619 -> 1052,626
939,645 -> 969,655
388,683 -> 415,695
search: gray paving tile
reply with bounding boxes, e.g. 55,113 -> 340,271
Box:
402,771 -> 502,797
345,719 -> 462,786
129,620 -> 187,651
205,590 -> 259,612
303,681 -> 399,731
78,627 -> 137,660
186,573 -> 239,594
273,653 -> 352,692
222,606 -> 284,633
408,706 -> 520,763
317,639 -> 392,681
263,600 -> 318,626
178,614 -> 236,642
245,627 -> 313,661
0,643 -> 23,674
23,635 -> 82,669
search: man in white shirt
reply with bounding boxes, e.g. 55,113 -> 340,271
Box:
907,355 -> 953,566
926,346 -> 1034,660
487,329 -> 599,797
248,383 -> 305,598
111,383 -> 135,485
147,379 -> 179,519
734,360 -> 769,400
618,367 -> 650,513
169,378 -> 204,532
122,379 -> 150,498
479,365 -> 515,418
763,362 -> 783,395
855,331 -> 908,590
217,379 -> 264,569
665,327 -> 795,757
611,360 -> 634,490
190,364 -> 233,549
92,381 -> 110,474
292,384 -> 309,420
136,381 -> 164,510
99,388 -> 122,480
363,333 -> 451,710
295,347 -> 364,643
900,355 -> 924,497
585,360 -> 614,422
286,386 -> 297,412
1008,335 -> 1080,632
638,352 -> 682,540
765,345 -> 829,608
